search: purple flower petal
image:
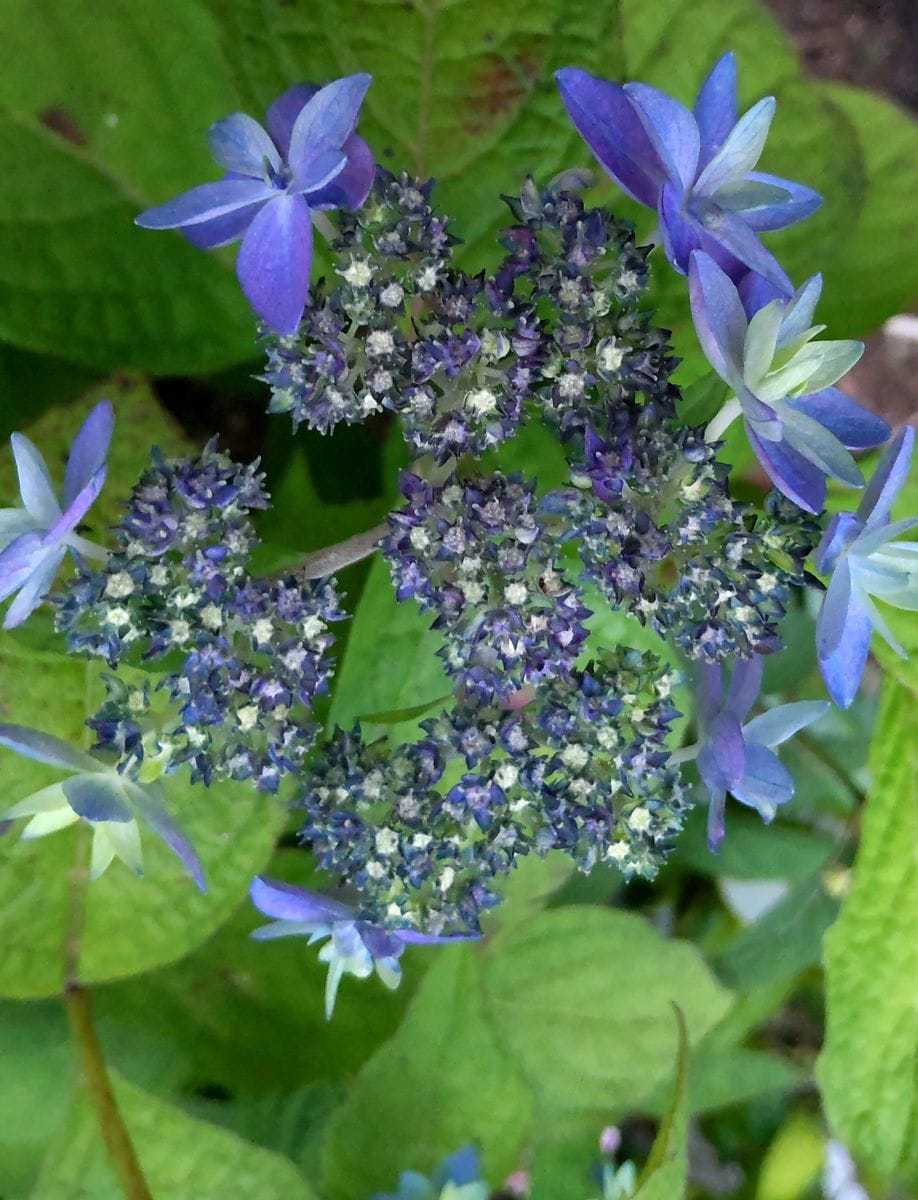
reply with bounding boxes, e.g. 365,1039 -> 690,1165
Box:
698,711 -> 745,789
788,388 -> 889,452
62,775 -> 133,823
0,723 -> 99,772
744,700 -> 829,747
136,178 -> 275,230
696,661 -> 723,724
703,208 -> 792,292
688,251 -> 747,384
130,781 -> 206,891
62,401 -> 114,511
706,787 -> 727,851
394,927 -> 480,946
694,97 -> 776,196
266,85 -> 320,157
857,426 -> 914,529
779,406 -> 863,489
815,511 -> 862,576
0,531 -> 48,603
739,171 -> 823,231
434,1148 -> 483,1189
287,73 -> 372,181
293,149 -> 346,195
658,182 -> 698,272
624,83 -> 700,189
236,193 -> 312,335
737,270 -> 789,317
182,199 -> 266,249
250,876 -> 355,924
10,434 -> 60,526
818,578 -> 873,708
47,467 -> 106,544
554,69 -> 663,207
746,421 -> 827,513
731,743 -> 794,819
726,654 -> 764,719
694,52 -> 737,168
308,134 -> 375,210
208,113 -> 281,177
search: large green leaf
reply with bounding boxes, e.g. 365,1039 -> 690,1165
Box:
0,640 -> 287,997
481,906 -> 731,1112
817,679 -> 918,1188
322,945 -> 534,1200
30,1073 -> 316,1199
327,553 -> 450,741
0,1 -> 256,373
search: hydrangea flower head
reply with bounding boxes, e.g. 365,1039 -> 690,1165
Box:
136,76 -> 373,334
249,876 -> 476,1019
815,426 -> 918,707
689,251 -> 888,512
373,1147 -> 488,1200
692,656 -> 828,848
0,401 -> 112,628
0,724 -> 204,887
556,52 -> 821,289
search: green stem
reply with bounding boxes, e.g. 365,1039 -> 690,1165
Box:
63,985 -> 154,1200
705,396 -> 743,443
62,806 -> 153,1199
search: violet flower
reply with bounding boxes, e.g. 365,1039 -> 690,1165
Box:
0,401 -> 113,629
816,426 -> 918,708
677,656 -> 828,849
0,723 -> 204,888
250,876 -> 478,1019
373,1147 -> 488,1200
555,52 -> 821,290
689,251 -> 889,512
136,75 -> 373,335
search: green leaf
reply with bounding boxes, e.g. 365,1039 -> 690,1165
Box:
0,1 -> 257,373
671,809 -> 835,883
815,83 -> 918,338
328,554 -> 450,743
632,1007 -> 689,1200
0,1000 -> 72,1198
0,643 -> 287,997
30,1073 -> 316,1199
322,945 -> 534,1200
480,906 -> 731,1112
817,679 -> 918,1187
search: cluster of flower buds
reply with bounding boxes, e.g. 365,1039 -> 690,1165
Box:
56,442 -> 343,792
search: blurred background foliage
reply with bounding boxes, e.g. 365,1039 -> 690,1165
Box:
0,1 -> 916,1198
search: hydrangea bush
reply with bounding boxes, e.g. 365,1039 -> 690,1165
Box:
1,8 -> 917,1200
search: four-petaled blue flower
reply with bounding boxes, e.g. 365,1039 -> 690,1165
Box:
136,75 -> 374,335
688,251 -> 889,513
0,724 -> 204,888
372,1147 -> 488,1200
0,401 -> 113,629
816,426 -> 918,708
249,877 -> 478,1019
690,656 -> 828,849
555,52 -> 821,291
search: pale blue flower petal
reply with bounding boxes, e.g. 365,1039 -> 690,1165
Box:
136,178 -> 275,230
208,112 -> 281,176
694,96 -> 775,195
62,774 -> 133,823
780,406 -> 863,489
0,723 -> 99,772
744,700 -> 829,747
817,557 -> 855,659
292,148 -> 346,195
858,425 -> 914,530
3,542 -> 65,628
307,133 -> 375,211
725,654 -> 764,718
731,743 -> 794,820
788,388 -> 889,451
738,171 -> 822,231
818,584 -> 873,708
287,73 -> 372,180
10,434 -> 60,526
624,82 -> 701,189
775,274 -> 823,346
0,508 -> 38,552
688,251 -> 747,384
130,781 -> 206,891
